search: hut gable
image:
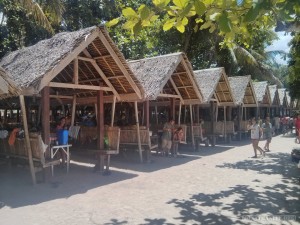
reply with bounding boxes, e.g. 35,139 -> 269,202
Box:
129,53 -> 202,104
278,88 -> 287,107
253,81 -> 271,106
0,26 -> 143,102
286,91 -> 291,108
193,67 -> 234,105
268,85 -> 280,106
228,75 -> 257,106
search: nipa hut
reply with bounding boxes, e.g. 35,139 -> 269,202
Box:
128,52 -> 203,147
228,75 -> 257,139
268,85 -> 280,117
0,25 -> 146,183
277,88 -> 288,116
193,67 -> 235,144
252,81 -> 271,118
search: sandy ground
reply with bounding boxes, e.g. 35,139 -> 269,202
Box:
0,133 -> 299,225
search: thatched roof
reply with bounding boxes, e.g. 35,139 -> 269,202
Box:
252,81 -> 271,106
0,66 -> 20,100
128,52 -> 202,104
268,85 -> 279,106
193,67 -> 234,105
0,26 -> 143,102
277,88 -> 287,107
228,75 -> 257,106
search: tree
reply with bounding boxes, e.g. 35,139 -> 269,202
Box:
107,0 -> 300,47
288,32 -> 300,99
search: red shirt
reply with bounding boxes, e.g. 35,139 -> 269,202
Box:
295,118 -> 300,130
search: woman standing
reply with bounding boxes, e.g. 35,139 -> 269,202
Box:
247,117 -> 265,158
262,116 -> 272,152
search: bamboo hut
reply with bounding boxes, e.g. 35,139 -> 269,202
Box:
128,52 -> 203,148
0,25 -> 146,180
277,88 -> 287,116
193,67 -> 235,145
285,91 -> 291,116
268,85 -> 280,117
228,75 -> 257,139
252,81 -> 271,119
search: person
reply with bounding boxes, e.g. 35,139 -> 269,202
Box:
173,127 -> 184,157
56,117 -> 67,165
161,118 -> 175,157
274,115 -> 280,135
261,116 -> 272,152
247,117 -> 265,158
295,114 -> 300,144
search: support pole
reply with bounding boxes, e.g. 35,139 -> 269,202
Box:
144,100 -> 150,129
71,95 -> 77,126
224,106 -> 227,142
190,104 -> 195,148
41,87 -> 50,148
170,98 -> 175,120
210,101 -> 216,146
111,96 -> 116,127
155,105 -> 158,125
20,95 -> 36,185
178,103 -> 182,125
135,101 -> 143,163
96,88 -> 104,150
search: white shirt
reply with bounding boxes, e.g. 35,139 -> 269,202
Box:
250,124 -> 260,139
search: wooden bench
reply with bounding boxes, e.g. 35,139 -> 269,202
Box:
120,128 -> 158,159
0,133 -> 61,181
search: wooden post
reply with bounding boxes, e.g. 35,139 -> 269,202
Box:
111,96 -> 116,127
170,98 -> 175,120
178,103 -> 182,125
134,101 -> 143,163
71,95 -> 76,126
224,106 -> 227,142
155,105 -> 158,125
144,100 -> 150,129
190,104 -> 195,148
96,88 -> 104,150
20,95 -> 36,185
210,101 -> 216,146
41,86 -> 50,147
196,105 -> 200,124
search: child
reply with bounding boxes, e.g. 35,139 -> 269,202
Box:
173,127 -> 184,157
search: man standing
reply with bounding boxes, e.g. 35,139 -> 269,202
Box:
161,118 -> 175,157
295,114 -> 300,144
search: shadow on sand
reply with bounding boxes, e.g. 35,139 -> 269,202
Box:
0,161 -> 137,209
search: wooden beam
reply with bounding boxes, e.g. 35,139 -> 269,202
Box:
49,82 -> 112,92
20,95 -> 36,185
90,61 -> 120,100
158,93 -> 180,98
39,31 -> 99,91
94,54 -> 111,60
98,31 -> 142,99
77,56 -> 95,63
180,56 -> 203,102
41,87 -> 50,147
169,77 -> 184,104
74,58 -> 78,84
49,95 -> 74,99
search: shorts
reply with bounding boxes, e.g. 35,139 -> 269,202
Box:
162,139 -> 172,150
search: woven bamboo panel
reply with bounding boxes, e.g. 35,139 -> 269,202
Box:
120,129 -> 150,145
225,121 -> 235,134
105,126 -> 120,150
240,120 -> 249,132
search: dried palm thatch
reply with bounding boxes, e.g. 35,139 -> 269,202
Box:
277,88 -> 287,107
252,81 -> 271,106
128,52 -> 202,104
268,85 -> 280,106
228,75 -> 257,106
0,26 -> 143,102
0,66 -> 20,100
193,67 -> 234,105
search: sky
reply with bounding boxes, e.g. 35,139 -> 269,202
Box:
265,31 -> 292,65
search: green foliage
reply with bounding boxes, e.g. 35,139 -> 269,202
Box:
288,32 -> 300,98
